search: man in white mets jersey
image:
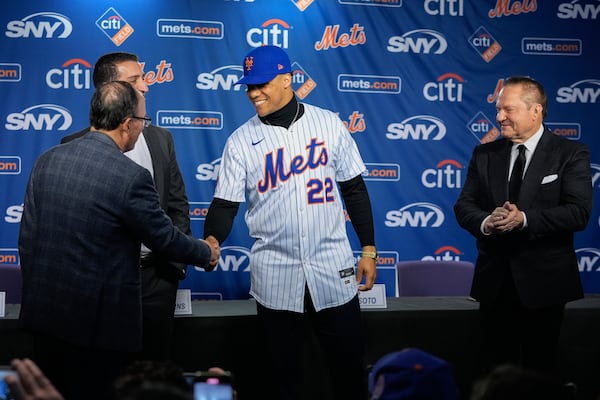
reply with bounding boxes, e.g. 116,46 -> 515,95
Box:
204,45 -> 377,400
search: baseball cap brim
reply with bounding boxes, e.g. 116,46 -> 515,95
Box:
235,72 -> 280,86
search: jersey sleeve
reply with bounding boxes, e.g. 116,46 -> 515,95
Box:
213,136 -> 247,203
333,116 -> 367,182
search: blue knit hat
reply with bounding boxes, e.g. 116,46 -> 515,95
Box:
235,45 -> 292,85
368,348 -> 459,400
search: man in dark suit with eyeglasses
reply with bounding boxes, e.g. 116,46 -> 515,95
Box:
60,52 -> 192,363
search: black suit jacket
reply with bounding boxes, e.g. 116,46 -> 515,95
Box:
61,125 -> 191,278
18,132 -> 210,351
454,128 -> 593,308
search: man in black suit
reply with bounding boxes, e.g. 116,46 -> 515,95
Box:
454,76 -> 592,376
61,52 -> 191,362
19,81 -> 219,400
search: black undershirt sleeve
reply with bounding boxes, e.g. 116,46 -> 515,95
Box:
338,175 -> 375,247
203,197 -> 240,244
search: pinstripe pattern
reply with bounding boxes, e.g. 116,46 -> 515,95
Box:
214,103 -> 366,312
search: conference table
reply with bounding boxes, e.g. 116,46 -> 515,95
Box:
2,296 -> 599,399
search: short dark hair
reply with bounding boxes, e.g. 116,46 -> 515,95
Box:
89,81 -> 139,130
93,52 -> 139,87
503,76 -> 548,119
470,364 -> 574,400
112,360 -> 191,400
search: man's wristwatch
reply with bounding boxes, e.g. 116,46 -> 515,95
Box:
361,251 -> 378,260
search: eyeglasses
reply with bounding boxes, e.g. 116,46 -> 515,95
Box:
131,115 -> 152,128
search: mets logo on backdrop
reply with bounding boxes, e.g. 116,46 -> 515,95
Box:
96,8 -> 134,46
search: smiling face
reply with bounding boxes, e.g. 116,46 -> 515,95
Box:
496,83 -> 543,143
245,73 -> 294,117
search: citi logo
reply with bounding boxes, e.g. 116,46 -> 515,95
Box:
0,63 -> 21,82
422,245 -> 463,261
195,65 -> 244,91
96,8 -> 133,46
387,29 -> 447,54
247,19 -> 290,48
386,115 -> 446,141
421,159 -> 463,189
292,62 -> 317,99
557,0 -> 600,19
0,249 -> 19,266
0,157 -> 21,175
577,247 -> 600,272
193,245 -> 251,272
196,158 -> 221,181
467,112 -> 500,144
546,123 -> 581,140
315,23 -> 366,51
189,202 -> 211,220
469,27 -> 502,62
590,163 -> 600,188
424,0 -> 464,16
556,79 -> 600,104
385,202 -> 445,228
5,104 -> 72,131
46,58 -> 92,90
5,204 -> 23,223
292,0 -> 315,11
5,12 -> 72,39
363,163 -> 400,182
423,73 -> 464,102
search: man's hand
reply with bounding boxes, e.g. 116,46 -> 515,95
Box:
356,254 -> 377,291
201,235 -> 220,271
488,201 -> 524,233
4,358 -> 64,400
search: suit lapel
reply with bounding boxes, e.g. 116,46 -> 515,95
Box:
489,140 -> 512,205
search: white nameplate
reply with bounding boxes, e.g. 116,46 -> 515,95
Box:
174,289 -> 192,315
358,284 -> 387,309
0,292 -> 5,317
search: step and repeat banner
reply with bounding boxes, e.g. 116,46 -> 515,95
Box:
1,0 -> 599,299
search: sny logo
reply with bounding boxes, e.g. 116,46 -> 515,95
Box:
5,12 -> 72,39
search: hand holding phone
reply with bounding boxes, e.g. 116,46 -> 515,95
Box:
0,365 -> 17,400
193,370 -> 233,400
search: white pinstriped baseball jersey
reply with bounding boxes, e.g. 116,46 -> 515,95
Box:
213,103 -> 367,312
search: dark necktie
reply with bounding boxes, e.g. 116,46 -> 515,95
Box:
508,144 -> 526,203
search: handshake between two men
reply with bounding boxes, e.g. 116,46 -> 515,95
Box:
202,235 -> 221,271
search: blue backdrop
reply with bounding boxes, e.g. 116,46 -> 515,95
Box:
1,0 -> 599,300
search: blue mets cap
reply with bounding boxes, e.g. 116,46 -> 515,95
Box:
368,348 -> 459,400
235,45 -> 292,85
